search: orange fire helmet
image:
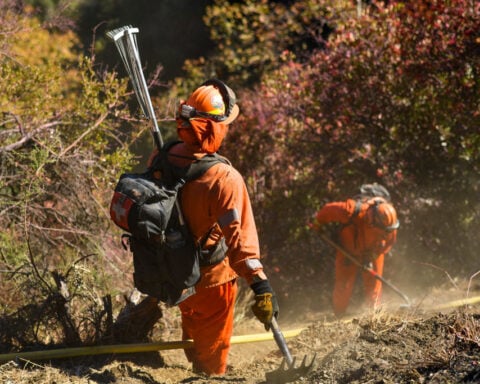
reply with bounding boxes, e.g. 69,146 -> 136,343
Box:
178,79 -> 239,125
369,200 -> 400,231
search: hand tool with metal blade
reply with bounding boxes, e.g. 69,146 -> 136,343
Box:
265,317 -> 316,383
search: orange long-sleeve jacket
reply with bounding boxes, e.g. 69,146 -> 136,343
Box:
161,142 -> 266,288
314,198 -> 397,261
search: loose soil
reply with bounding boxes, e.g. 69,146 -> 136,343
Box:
1,284 -> 480,384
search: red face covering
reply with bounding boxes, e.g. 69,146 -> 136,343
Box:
177,117 -> 228,154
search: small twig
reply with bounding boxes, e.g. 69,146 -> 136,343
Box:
65,253 -> 95,279
23,180 -> 55,295
0,120 -> 63,153
12,113 -> 25,136
57,112 -> 109,158
17,358 -> 45,369
28,223 -> 92,236
411,261 -> 459,289
0,262 -> 30,276
90,21 -> 107,61
466,270 -> 480,299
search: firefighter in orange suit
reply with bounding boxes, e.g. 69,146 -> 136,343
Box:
148,79 -> 278,375
311,194 -> 399,316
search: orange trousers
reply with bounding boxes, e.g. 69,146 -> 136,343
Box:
333,251 -> 384,316
178,279 -> 237,375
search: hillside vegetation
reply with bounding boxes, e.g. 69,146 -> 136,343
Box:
0,0 -> 478,373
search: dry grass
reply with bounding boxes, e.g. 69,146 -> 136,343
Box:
0,361 -> 88,384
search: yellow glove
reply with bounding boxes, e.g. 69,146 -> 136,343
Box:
251,279 -> 279,330
251,292 -> 279,330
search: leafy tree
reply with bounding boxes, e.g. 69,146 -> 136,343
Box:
74,0 -> 214,81
2,0 -> 479,341
0,4 -> 145,346
193,0 -> 349,86
223,0 -> 479,301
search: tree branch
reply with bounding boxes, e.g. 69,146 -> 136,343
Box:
57,111 -> 109,158
0,120 -> 63,153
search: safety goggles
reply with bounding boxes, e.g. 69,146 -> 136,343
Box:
178,103 -> 227,122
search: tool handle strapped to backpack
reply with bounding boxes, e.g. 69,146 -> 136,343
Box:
106,25 -> 163,150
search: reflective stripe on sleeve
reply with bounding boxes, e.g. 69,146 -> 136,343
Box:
218,208 -> 240,228
245,258 -> 263,270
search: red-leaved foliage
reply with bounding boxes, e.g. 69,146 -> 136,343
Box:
224,0 -> 479,305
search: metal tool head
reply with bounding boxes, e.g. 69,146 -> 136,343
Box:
265,352 -> 316,383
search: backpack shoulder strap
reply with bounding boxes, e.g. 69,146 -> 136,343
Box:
350,193 -> 389,219
184,153 -> 230,181
351,199 -> 363,220
151,140 -> 231,184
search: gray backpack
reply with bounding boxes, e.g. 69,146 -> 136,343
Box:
110,141 -> 228,305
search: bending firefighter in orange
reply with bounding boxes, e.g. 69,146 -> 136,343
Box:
311,189 -> 399,317
149,79 -> 278,375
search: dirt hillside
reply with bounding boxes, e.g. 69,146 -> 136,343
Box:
1,283 -> 480,384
